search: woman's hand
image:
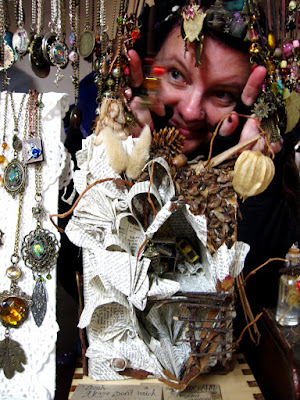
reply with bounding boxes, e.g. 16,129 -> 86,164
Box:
219,66 -> 283,155
127,49 -> 165,136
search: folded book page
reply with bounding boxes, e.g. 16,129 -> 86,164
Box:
65,133 -> 250,382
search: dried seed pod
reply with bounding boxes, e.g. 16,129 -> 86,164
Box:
232,150 -> 275,201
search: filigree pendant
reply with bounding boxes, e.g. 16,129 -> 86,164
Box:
21,227 -> 60,275
0,337 -> 27,379
3,159 -> 27,197
31,279 -> 47,327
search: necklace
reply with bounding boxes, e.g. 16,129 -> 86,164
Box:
12,0 -> 29,58
69,0 -> 81,129
3,91 -> 27,197
29,0 -> 50,78
48,0 -> 69,85
21,91 -> 59,327
78,0 -> 95,59
0,95 -> 33,380
0,0 -> 14,78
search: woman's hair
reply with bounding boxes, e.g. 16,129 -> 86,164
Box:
134,0 -> 255,62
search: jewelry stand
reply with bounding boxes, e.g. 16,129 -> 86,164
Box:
0,91 -> 70,400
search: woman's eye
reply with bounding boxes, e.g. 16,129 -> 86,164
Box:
168,68 -> 186,84
215,91 -> 236,102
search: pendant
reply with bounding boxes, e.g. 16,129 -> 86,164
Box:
48,40 -> 69,69
29,35 -> 45,67
3,159 -> 27,197
12,28 -> 30,57
0,286 -> 32,329
31,279 -> 47,327
0,44 -> 15,71
0,337 -> 27,379
41,31 -> 57,64
29,35 -> 50,78
21,226 -> 60,276
182,5 -> 206,42
29,53 -> 51,78
22,137 -> 43,164
70,106 -> 82,129
78,30 -> 95,59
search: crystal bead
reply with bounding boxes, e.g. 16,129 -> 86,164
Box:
0,155 -> 6,164
2,142 -> 7,150
0,296 -> 28,327
6,265 -> 22,280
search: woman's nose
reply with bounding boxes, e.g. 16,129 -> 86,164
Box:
178,88 -> 205,122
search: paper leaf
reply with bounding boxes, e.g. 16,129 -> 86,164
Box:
285,91 -> 300,133
31,279 -> 47,327
0,337 -> 27,379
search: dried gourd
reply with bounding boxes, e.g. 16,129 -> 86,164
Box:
232,150 -> 275,201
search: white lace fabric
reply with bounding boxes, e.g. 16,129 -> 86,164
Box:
0,92 -> 70,400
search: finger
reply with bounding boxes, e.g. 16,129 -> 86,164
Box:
241,66 -> 267,106
149,93 -> 166,117
218,112 -> 239,137
128,49 -> 144,88
130,97 -> 154,136
238,117 -> 260,151
270,140 -> 283,154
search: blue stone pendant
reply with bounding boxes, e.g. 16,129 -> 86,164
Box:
23,137 -> 43,164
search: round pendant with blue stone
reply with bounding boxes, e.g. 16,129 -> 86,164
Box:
21,227 -> 60,275
3,159 -> 26,197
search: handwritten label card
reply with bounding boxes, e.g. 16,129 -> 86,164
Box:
70,383 -> 162,400
163,383 -> 222,400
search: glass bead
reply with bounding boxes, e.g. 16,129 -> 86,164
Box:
0,155 -> 6,164
6,265 -> 22,280
280,60 -> 288,69
283,42 -> 293,57
46,274 -> 51,280
274,48 -> 282,57
289,0 -> 297,11
0,176 -> 3,186
2,142 -> 7,150
293,40 -> 300,49
267,33 -> 276,50
0,296 -> 28,327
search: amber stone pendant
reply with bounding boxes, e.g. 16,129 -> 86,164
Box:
0,287 -> 32,328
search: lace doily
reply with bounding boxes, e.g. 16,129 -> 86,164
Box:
0,92 -> 69,400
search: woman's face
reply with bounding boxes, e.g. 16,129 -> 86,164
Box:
154,27 -> 252,154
